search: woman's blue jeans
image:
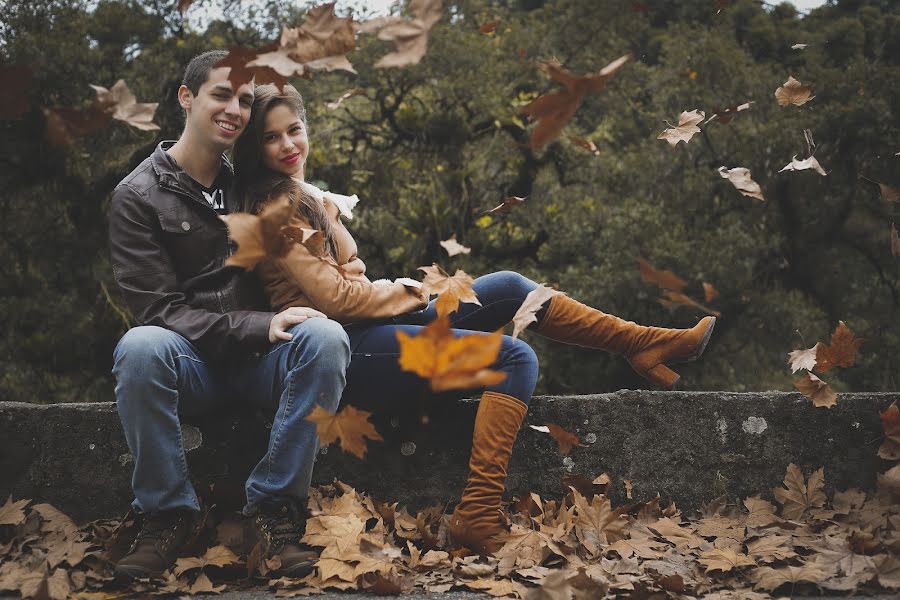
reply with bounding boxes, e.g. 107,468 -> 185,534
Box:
342,271 -> 543,406
112,318 -> 350,516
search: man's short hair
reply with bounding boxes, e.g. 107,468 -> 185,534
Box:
182,50 -> 229,95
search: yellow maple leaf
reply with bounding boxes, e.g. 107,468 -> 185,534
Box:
305,404 -> 383,460
418,264 -> 480,317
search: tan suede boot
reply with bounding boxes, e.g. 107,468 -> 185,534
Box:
536,295 -> 716,389
449,391 -> 528,556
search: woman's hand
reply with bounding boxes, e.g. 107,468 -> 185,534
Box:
269,306 -> 328,342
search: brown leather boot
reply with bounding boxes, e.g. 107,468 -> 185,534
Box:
449,391 -> 528,556
251,497 -> 318,578
536,295 -> 716,389
114,508 -> 204,581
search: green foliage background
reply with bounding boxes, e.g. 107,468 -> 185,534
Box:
1,0 -> 897,403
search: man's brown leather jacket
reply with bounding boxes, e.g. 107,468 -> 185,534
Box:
108,142 -> 274,363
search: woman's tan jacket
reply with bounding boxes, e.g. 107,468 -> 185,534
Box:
254,182 -> 427,323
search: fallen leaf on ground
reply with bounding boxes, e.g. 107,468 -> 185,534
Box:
0,497 -> 30,526
718,166 -> 765,201
752,563 -> 829,591
397,315 -> 505,392
511,284 -> 563,339
175,545 -> 240,576
698,547 -> 756,573
772,463 -> 826,519
305,405 -> 383,460
775,76 -> 815,106
657,109 -> 704,147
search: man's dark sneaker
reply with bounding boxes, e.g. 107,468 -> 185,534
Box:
251,497 -> 317,578
114,508 -> 203,581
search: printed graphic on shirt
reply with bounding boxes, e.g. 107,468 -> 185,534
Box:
201,187 -> 225,212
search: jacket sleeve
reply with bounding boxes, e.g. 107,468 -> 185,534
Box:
108,184 -> 274,361
270,218 -> 427,322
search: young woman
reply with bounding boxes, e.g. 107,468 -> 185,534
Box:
232,84 -> 715,555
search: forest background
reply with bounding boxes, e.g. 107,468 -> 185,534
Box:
0,0 -> 898,405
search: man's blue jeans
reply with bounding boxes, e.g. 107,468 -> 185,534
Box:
112,318 -> 350,516
342,271 -> 543,406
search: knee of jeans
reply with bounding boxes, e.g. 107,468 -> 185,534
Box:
493,270 -> 536,298
286,318 -> 351,367
113,326 -> 181,369
502,337 -> 539,377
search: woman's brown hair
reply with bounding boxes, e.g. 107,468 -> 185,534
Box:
233,83 -> 337,258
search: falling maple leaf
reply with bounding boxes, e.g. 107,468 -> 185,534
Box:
878,401 -> 900,460
624,479 -> 633,500
479,20 -> 499,34
418,264 -> 480,317
704,101 -> 753,125
702,282 -> 719,303
814,321 -> 863,373
0,65 -> 33,120
795,372 -> 837,408
792,43 -> 808,50
439,235 -> 471,257
638,257 -> 687,292
42,105 -> 112,146
221,194 -> 294,269
657,109 -> 704,147
779,154 -> 827,176
718,166 -> 765,201
529,423 -> 582,455
859,176 -> 900,203
305,404 -> 383,459
215,45 -> 290,90
396,315 -> 505,392
657,289 -> 721,316
775,76 -> 815,107
174,545 -> 239,577
89,80 -> 160,131
568,135 -> 600,155
486,195 -> 526,214
357,0 -> 443,68
772,463 -> 826,519
249,5 -> 358,78
522,54 -> 632,148
511,284 -> 563,339
327,88 -> 364,110
788,344 -> 818,373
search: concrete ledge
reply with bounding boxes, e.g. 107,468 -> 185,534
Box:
0,392 -> 895,524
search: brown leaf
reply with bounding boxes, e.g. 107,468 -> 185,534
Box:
878,401 -> 900,460
0,65 -> 33,120
439,235 -> 471,257
702,282 -> 719,302
657,109 -> 704,147
787,344 -> 818,373
479,20 -> 499,34
753,563 -> 829,591
0,496 -> 30,526
89,80 -> 160,131
174,545 -> 240,577
397,315 -> 505,392
221,193 -> 294,269
892,223 -> 900,257
568,135 -> 600,155
746,534 -> 797,563
814,321 -> 863,373
190,571 -> 226,594
561,473 -> 610,499
305,404 -> 383,460
779,154 -> 827,176
177,0 -> 194,14
283,226 -> 326,258
486,195 -> 527,215
705,101 -> 753,125
42,105 -> 112,146
657,289 -> 721,316
546,423 -> 582,455
638,257 -> 687,292
303,513 -> 366,553
215,45 -> 290,90
326,88 -> 364,110
522,55 -> 632,148
772,463 -> 826,519
511,284 -> 562,339
718,166 -> 765,201
795,372 -> 837,408
419,264 -> 480,317
775,76 -> 815,107
571,490 -> 628,558
698,547 -> 756,573
358,0 -> 443,68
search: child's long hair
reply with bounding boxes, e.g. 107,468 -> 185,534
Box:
233,83 -> 337,259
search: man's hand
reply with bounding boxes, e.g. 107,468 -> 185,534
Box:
269,306 -> 327,343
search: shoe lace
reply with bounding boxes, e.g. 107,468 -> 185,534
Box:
256,505 -> 304,553
134,511 -> 188,546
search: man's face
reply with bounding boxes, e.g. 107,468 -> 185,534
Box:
183,66 -> 254,149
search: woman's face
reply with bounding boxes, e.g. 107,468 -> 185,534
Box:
260,103 -> 309,179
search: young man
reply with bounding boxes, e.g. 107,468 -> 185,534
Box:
108,50 -> 350,581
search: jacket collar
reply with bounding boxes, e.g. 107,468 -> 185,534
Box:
150,141 -> 235,205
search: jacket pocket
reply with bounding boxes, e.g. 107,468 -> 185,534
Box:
157,210 -> 219,281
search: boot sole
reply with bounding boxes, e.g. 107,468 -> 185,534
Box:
113,564 -> 165,582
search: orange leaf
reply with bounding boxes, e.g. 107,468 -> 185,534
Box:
221,194 -> 293,269
479,20 -> 499,34
396,316 -> 505,392
546,423 -> 582,455
702,282 -> 719,302
568,135 -> 599,155
638,257 -> 687,292
814,321 -> 863,373
305,404 -> 383,460
879,401 -> 900,461
419,264 -> 480,317
486,195 -> 527,215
